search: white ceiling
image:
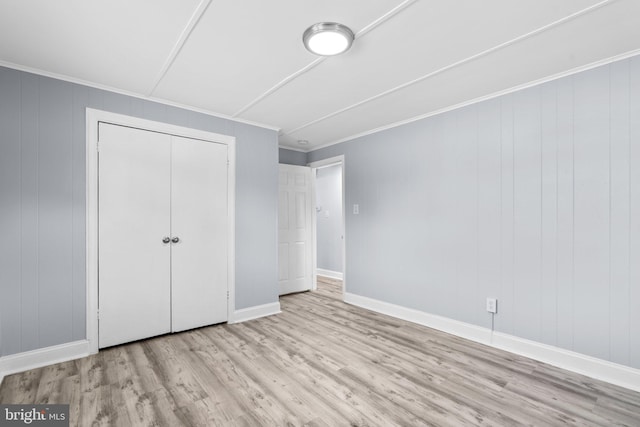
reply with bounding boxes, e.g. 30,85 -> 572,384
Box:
1,0 -> 639,151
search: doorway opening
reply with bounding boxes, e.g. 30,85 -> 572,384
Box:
309,156 -> 345,297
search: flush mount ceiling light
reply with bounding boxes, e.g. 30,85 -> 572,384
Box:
303,22 -> 355,56
297,139 -> 309,146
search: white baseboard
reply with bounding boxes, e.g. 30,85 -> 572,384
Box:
0,340 -> 90,387
231,302 -> 281,324
0,301 -> 283,386
344,292 -> 640,393
317,268 -> 343,280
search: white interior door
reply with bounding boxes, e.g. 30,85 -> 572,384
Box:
278,164 -> 313,295
171,136 -> 228,331
98,123 -> 172,348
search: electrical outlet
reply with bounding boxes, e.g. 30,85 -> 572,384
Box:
353,204 -> 359,215
486,298 -> 497,314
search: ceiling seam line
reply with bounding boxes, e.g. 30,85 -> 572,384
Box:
282,0 -> 616,137
146,0 -> 212,97
303,47 -> 640,153
232,58 -> 326,117
231,0 -> 419,118
355,0 -> 419,38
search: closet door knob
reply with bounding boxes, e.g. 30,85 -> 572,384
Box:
162,237 -> 170,244
171,237 -> 180,243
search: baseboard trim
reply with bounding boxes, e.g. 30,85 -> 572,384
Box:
0,340 -> 90,386
344,292 -> 640,393
317,269 -> 343,280
231,302 -> 281,324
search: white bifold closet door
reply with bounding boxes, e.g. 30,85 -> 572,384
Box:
171,135 -> 228,332
98,123 -> 228,348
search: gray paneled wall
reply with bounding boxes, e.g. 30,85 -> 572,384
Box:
0,66 -> 279,357
316,165 -> 343,273
279,148 -> 307,166
308,55 -> 640,369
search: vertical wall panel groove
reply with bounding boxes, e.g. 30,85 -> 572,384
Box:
498,94 -> 515,335
541,81 -> 558,347
0,68 -> 22,356
477,99 -> 501,330
20,72 -> 40,352
556,76 -> 574,351
37,77 -> 74,348
629,56 -> 640,368
572,66 -> 610,361
609,60 -> 630,366
513,86 -> 543,343
608,65 -> 612,363
71,85 -> 89,342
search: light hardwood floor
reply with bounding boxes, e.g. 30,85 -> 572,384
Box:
1,276 -> 639,426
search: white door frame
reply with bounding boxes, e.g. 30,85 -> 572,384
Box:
308,155 -> 345,295
86,108 -> 236,354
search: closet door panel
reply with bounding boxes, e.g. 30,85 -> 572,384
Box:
98,123 -> 172,348
171,136 -> 228,331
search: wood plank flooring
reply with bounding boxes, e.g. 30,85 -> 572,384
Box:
1,276 -> 639,426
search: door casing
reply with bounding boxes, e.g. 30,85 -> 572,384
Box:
308,155 -> 346,295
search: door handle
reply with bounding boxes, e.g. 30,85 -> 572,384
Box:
162,237 -> 170,244
171,237 -> 180,243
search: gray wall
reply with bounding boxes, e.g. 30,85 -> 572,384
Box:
0,66 -> 279,357
316,165 -> 343,273
279,148 -> 307,166
309,56 -> 640,370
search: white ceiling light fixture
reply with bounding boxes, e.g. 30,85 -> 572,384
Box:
303,22 -> 355,56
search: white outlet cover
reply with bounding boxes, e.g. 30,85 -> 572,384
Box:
486,297 -> 497,314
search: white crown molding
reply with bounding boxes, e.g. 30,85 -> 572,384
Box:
307,47 -> 640,153
231,302 -> 282,324
344,292 -> 640,393
0,340 -> 90,387
0,60 -> 280,132
278,145 -> 308,153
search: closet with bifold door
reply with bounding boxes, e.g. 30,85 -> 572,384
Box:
97,122 -> 229,348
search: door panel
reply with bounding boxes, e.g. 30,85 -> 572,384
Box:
98,123 -> 172,348
294,242 -> 306,279
278,164 -> 312,295
278,243 -> 289,280
171,136 -> 228,331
